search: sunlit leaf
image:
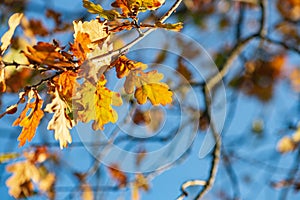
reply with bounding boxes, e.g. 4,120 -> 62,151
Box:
23,42 -> 74,69
124,69 -> 172,105
45,88 -> 75,149
13,90 -> 44,146
83,0 -> 121,20
76,75 -> 122,130
113,55 -> 147,78
0,13 -> 23,54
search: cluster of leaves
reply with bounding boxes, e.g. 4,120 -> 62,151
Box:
3,147 -> 56,199
0,0 -> 180,151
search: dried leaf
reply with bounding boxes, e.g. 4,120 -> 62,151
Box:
0,13 -> 23,54
13,90 -> 44,146
83,0 -> 121,20
23,42 -> 74,68
132,174 -> 150,200
76,75 -> 122,130
6,161 -> 40,198
45,89 -> 75,149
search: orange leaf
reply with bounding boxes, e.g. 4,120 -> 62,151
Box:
53,70 -> 78,99
113,55 -> 147,78
13,90 -> 44,147
70,32 -> 91,63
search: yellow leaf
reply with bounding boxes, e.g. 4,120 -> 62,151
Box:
0,13 -> 23,55
76,76 -> 122,130
13,90 -> 44,147
70,32 -> 91,63
83,0 -> 121,20
45,89 -> 75,149
124,69 -> 172,105
135,83 -> 172,106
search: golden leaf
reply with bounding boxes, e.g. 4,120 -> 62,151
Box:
124,69 -> 172,105
131,174 -> 150,200
135,83 -> 172,106
83,0 -> 121,20
70,32 -> 91,63
0,13 -> 23,54
53,70 -> 78,100
13,90 -> 44,147
76,75 -> 122,130
45,89 -> 75,149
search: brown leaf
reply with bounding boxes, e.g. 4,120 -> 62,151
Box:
23,42 -> 74,69
108,164 -> 127,187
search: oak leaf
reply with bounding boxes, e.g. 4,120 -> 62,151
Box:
70,32 -> 91,63
0,66 -> 6,92
83,0 -> 121,20
53,70 -> 79,100
124,70 -> 172,105
13,90 -> 44,146
113,55 -> 147,78
23,42 -> 74,69
76,76 -> 122,130
6,161 -> 39,198
73,19 -> 108,50
112,0 -> 165,16
45,89 -> 75,149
